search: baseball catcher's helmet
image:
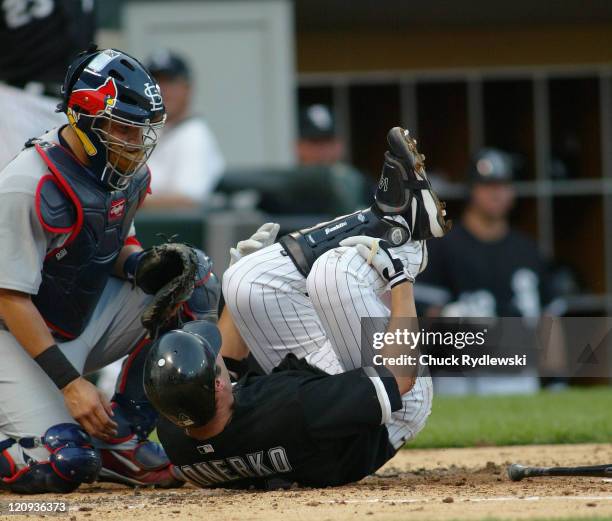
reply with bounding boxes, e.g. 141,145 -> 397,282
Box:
143,321 -> 222,428
58,46 -> 166,190
468,148 -> 514,184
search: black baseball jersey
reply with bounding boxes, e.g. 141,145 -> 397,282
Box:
416,222 -> 552,316
157,356 -> 402,489
0,0 -> 95,85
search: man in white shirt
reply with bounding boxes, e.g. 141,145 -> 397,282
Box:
143,49 -> 225,208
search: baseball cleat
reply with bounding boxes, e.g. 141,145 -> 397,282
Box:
98,440 -> 184,488
375,126 -> 451,240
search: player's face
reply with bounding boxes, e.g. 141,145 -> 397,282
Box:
97,116 -> 161,175
297,137 -> 345,165
470,182 -> 515,220
216,356 -> 232,384
214,354 -> 234,405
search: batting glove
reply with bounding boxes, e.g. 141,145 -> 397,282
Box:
340,236 -> 411,288
381,215 -> 428,279
389,238 -> 428,282
229,222 -> 280,266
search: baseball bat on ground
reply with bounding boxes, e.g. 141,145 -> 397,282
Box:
508,463 -> 612,481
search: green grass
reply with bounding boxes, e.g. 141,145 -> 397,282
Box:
406,387 -> 612,449
443,518 -> 612,521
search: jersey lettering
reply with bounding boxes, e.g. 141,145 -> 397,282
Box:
226,456 -> 257,478
193,461 -> 225,483
179,447 -> 292,486
246,450 -> 274,476
268,447 -> 292,472
209,460 -> 241,482
180,465 -> 213,487
3,0 -> 54,29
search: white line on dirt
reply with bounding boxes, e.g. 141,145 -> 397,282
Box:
324,496 -> 612,505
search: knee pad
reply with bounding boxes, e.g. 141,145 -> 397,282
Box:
108,393 -> 159,443
110,338 -> 161,444
0,424 -> 100,494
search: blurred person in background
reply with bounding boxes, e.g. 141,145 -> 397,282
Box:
0,0 -> 96,170
294,103 -> 369,212
415,148 -> 565,395
142,49 -> 225,209
297,103 -> 345,165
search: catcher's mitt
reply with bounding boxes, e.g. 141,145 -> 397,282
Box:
135,243 -> 199,338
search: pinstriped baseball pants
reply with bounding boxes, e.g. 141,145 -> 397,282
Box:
222,243 -> 433,449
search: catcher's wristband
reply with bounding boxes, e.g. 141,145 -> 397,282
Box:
124,250 -> 145,280
34,344 -> 80,389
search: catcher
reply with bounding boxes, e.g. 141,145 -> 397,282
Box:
0,47 -> 219,493
144,127 -> 446,489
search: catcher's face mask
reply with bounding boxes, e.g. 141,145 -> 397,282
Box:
61,47 -> 166,191
91,112 -> 164,189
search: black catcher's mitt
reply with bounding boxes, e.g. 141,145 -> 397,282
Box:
135,243 -> 199,338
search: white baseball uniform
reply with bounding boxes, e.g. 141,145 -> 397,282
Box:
223,238 -> 433,450
147,117 -> 225,204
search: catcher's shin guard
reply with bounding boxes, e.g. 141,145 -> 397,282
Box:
105,337 -> 158,443
375,127 -> 451,240
98,440 -> 183,488
95,338 -> 184,488
0,424 -> 100,494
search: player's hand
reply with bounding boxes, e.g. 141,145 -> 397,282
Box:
385,236 -> 428,281
62,377 -> 118,440
340,236 -> 410,288
229,222 -> 280,266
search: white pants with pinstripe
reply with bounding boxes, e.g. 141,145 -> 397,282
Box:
222,243 -> 433,450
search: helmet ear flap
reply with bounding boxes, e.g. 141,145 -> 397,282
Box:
66,109 -> 98,157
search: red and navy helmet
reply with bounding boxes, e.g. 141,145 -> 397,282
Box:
58,46 -> 166,190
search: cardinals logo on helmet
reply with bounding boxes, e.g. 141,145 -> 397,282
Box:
69,77 -> 118,116
67,78 -> 118,156
143,82 -> 164,112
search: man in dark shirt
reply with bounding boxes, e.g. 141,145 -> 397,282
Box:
145,126 -> 445,488
416,149 -> 552,318
0,0 -> 96,170
0,0 -> 95,87
415,148 -> 559,393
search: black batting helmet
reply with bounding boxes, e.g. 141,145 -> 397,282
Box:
143,321 -> 222,428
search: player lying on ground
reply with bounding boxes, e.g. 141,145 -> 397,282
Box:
143,127 -> 450,488
0,47 -> 221,493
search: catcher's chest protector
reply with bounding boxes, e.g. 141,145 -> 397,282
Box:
32,141 -> 149,339
279,207 -> 410,277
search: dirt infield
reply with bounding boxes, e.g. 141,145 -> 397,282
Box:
1,444 -> 611,520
